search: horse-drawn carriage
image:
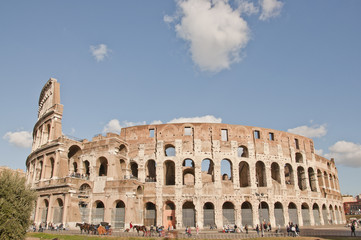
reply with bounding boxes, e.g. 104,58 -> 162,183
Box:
76,222 -> 112,235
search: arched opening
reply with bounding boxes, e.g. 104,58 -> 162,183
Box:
163,201 -> 176,229
98,157 -> 108,176
73,162 -> 78,173
144,202 -> 156,226
92,201 -> 105,224
239,161 -> 250,187
164,160 -> 175,185
118,144 -> 127,155
322,204 -> 328,225
301,203 -> 311,226
288,202 -> 298,224
274,202 -> 284,227
222,202 -> 235,225
182,201 -> 196,227
119,159 -> 126,179
79,183 -> 91,195
84,160 -> 90,177
284,164 -> 294,185
329,174 -> 334,189
136,186 -> 143,196
145,160 -> 156,182
113,201 -> 125,228
295,152 -> 303,163
53,198 -> 64,224
130,161 -> 138,178
241,201 -> 253,226
38,161 -> 43,180
68,145 -> 81,173
221,159 -> 232,181
203,202 -> 215,228
323,171 -> 329,188
308,168 -> 317,192
41,199 -> 49,223
46,124 -> 51,142
256,161 -> 267,187
297,166 -> 307,190
183,159 -> 195,185
201,159 -> 214,183
50,158 -> 55,178
165,144 -> 175,156
329,205 -> 335,224
238,145 -> 249,158
313,203 -> 321,225
259,202 -> 270,224
271,162 -> 281,184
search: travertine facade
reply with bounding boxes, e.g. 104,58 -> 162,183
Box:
26,79 -> 345,229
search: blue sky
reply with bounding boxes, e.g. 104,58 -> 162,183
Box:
1,0 -> 360,196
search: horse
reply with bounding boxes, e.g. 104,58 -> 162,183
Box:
76,223 -> 88,234
133,225 -> 147,236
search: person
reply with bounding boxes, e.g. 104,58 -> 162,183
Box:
256,224 -> 259,236
245,224 -> 248,234
287,223 -> 291,236
351,222 -> 356,237
187,226 -> 191,237
295,224 -> 300,236
196,225 -> 199,235
130,221 -> 133,231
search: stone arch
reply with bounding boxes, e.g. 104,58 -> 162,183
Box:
113,200 -> 125,228
322,204 -> 328,225
223,201 -> 235,225
83,160 -> 90,177
130,161 -> 138,178
38,161 -> 43,180
97,157 -> 108,176
288,202 -> 298,224
317,169 -> 324,189
301,203 -> 311,226
73,162 -> 78,173
136,186 -> 143,196
118,144 -> 127,155
163,201 -> 176,229
241,201 -> 253,226
256,161 -> 267,187
323,171 -> 329,188
312,203 -> 321,225
92,200 -> 105,224
53,198 -> 64,224
119,159 -> 126,179
221,159 -> 233,181
238,145 -> 249,158
239,161 -> 250,187
203,202 -> 215,228
274,202 -> 285,227
329,205 -> 335,224
297,166 -> 307,190
164,160 -> 175,185
295,152 -> 303,163
165,144 -> 175,157
284,164 -> 294,185
271,162 -> 281,184
79,183 -> 91,194
183,159 -> 195,185
259,201 -> 270,224
68,145 -> 81,173
329,174 -> 334,189
145,159 -> 156,182
182,201 -> 196,227
40,199 -> 49,223
201,159 -> 214,183
49,157 -> 55,178
144,202 -> 156,226
308,168 -> 317,192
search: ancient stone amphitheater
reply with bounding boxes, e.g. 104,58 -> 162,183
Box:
26,79 -> 344,230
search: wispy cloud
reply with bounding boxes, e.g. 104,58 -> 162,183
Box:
90,44 -> 111,62
325,141 -> 361,168
3,131 -> 32,148
103,119 -> 146,134
287,124 -> 327,138
167,0 -> 251,72
168,115 -> 222,123
259,0 -> 283,21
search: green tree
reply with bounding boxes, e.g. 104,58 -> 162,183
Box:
0,169 -> 36,240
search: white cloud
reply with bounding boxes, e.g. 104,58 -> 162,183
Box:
3,131 -> 32,148
325,141 -> 361,168
150,120 -> 163,125
287,124 -> 327,138
103,119 -> 147,134
170,0 -> 250,72
236,0 -> 259,16
315,149 -> 324,156
259,0 -> 283,20
168,115 -> 222,123
90,44 -> 110,62
164,15 -> 176,23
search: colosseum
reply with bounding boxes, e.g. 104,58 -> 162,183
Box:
26,78 -> 345,230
